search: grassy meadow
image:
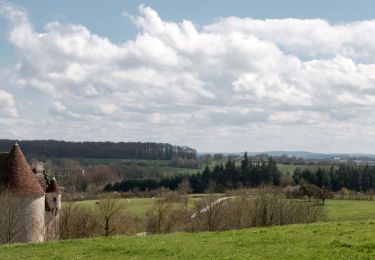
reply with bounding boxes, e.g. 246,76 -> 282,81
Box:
73,197 -> 375,222
2,197 -> 375,259
78,158 -> 201,175
1,221 -> 375,259
77,158 -> 304,176
276,163 -> 297,174
5,159 -> 375,259
74,195 -> 206,218
325,200 -> 375,222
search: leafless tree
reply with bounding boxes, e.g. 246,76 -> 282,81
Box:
60,201 -> 98,239
146,194 -> 191,234
0,194 -> 24,243
0,191 -> 39,244
97,197 -> 123,236
191,182 -> 227,232
178,179 -> 192,209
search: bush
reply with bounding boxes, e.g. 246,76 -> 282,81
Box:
60,199 -> 142,240
146,187 -> 324,234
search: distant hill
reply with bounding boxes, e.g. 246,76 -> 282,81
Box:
251,151 -> 375,160
199,151 -> 375,161
0,139 -> 197,160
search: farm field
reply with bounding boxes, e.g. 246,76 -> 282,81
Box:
78,158 -> 201,175
1,220 -> 375,259
72,197 -> 375,222
75,158 -> 304,176
74,195 -> 206,218
276,163 -> 297,174
325,200 -> 375,222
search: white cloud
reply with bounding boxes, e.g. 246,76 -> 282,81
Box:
0,89 -> 17,117
98,103 -> 118,115
2,2 -> 375,152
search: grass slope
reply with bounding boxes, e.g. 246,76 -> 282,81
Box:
2,221 -> 375,259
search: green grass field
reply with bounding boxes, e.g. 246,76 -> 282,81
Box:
276,163 -> 297,174
78,158 -> 201,175
74,195 -> 206,218
325,200 -> 375,222
1,221 -> 375,259
75,198 -> 155,218
3,198 -> 375,259
73,198 -> 375,222
64,157 -> 306,177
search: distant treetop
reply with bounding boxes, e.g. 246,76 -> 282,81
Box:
0,140 -> 197,160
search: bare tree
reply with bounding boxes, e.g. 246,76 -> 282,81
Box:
147,197 -> 171,233
0,191 -> 38,244
191,182 -> 227,232
178,179 -> 192,209
97,197 -> 122,236
60,201 -> 77,239
146,194 -> 191,234
0,194 -> 23,243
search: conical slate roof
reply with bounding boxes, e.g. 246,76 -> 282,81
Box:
0,144 -> 45,196
0,153 -> 9,185
46,177 -> 60,193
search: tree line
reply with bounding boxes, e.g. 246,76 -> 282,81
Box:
293,165 -> 375,192
104,153 -> 282,193
0,139 -> 196,160
104,153 -> 375,194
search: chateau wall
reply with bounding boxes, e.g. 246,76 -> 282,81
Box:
24,195 -> 45,242
0,195 -> 45,243
45,193 -> 61,240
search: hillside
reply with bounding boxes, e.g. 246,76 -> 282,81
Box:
1,221 -> 374,259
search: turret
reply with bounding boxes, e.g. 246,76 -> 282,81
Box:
45,177 -> 61,240
0,143 -> 45,243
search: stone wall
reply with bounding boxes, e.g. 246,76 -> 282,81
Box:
45,193 -> 61,240
0,195 -> 45,243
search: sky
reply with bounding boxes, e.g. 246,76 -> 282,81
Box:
1,1 -> 375,153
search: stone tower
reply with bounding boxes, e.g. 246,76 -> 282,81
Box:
0,143 -> 61,244
45,177 -> 61,241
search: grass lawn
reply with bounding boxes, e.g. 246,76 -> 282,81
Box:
325,200 -> 375,222
74,198 -> 155,218
73,195 -> 206,218
3,198 -> 375,259
72,197 -> 375,222
276,163 -> 297,174
2,221 -> 375,259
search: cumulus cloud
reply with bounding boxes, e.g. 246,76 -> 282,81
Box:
1,2 -> 375,152
0,89 -> 17,117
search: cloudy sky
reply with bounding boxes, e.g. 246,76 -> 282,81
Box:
1,0 -> 375,153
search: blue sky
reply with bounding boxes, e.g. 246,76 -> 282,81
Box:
1,1 -> 375,153
2,0 -> 375,40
